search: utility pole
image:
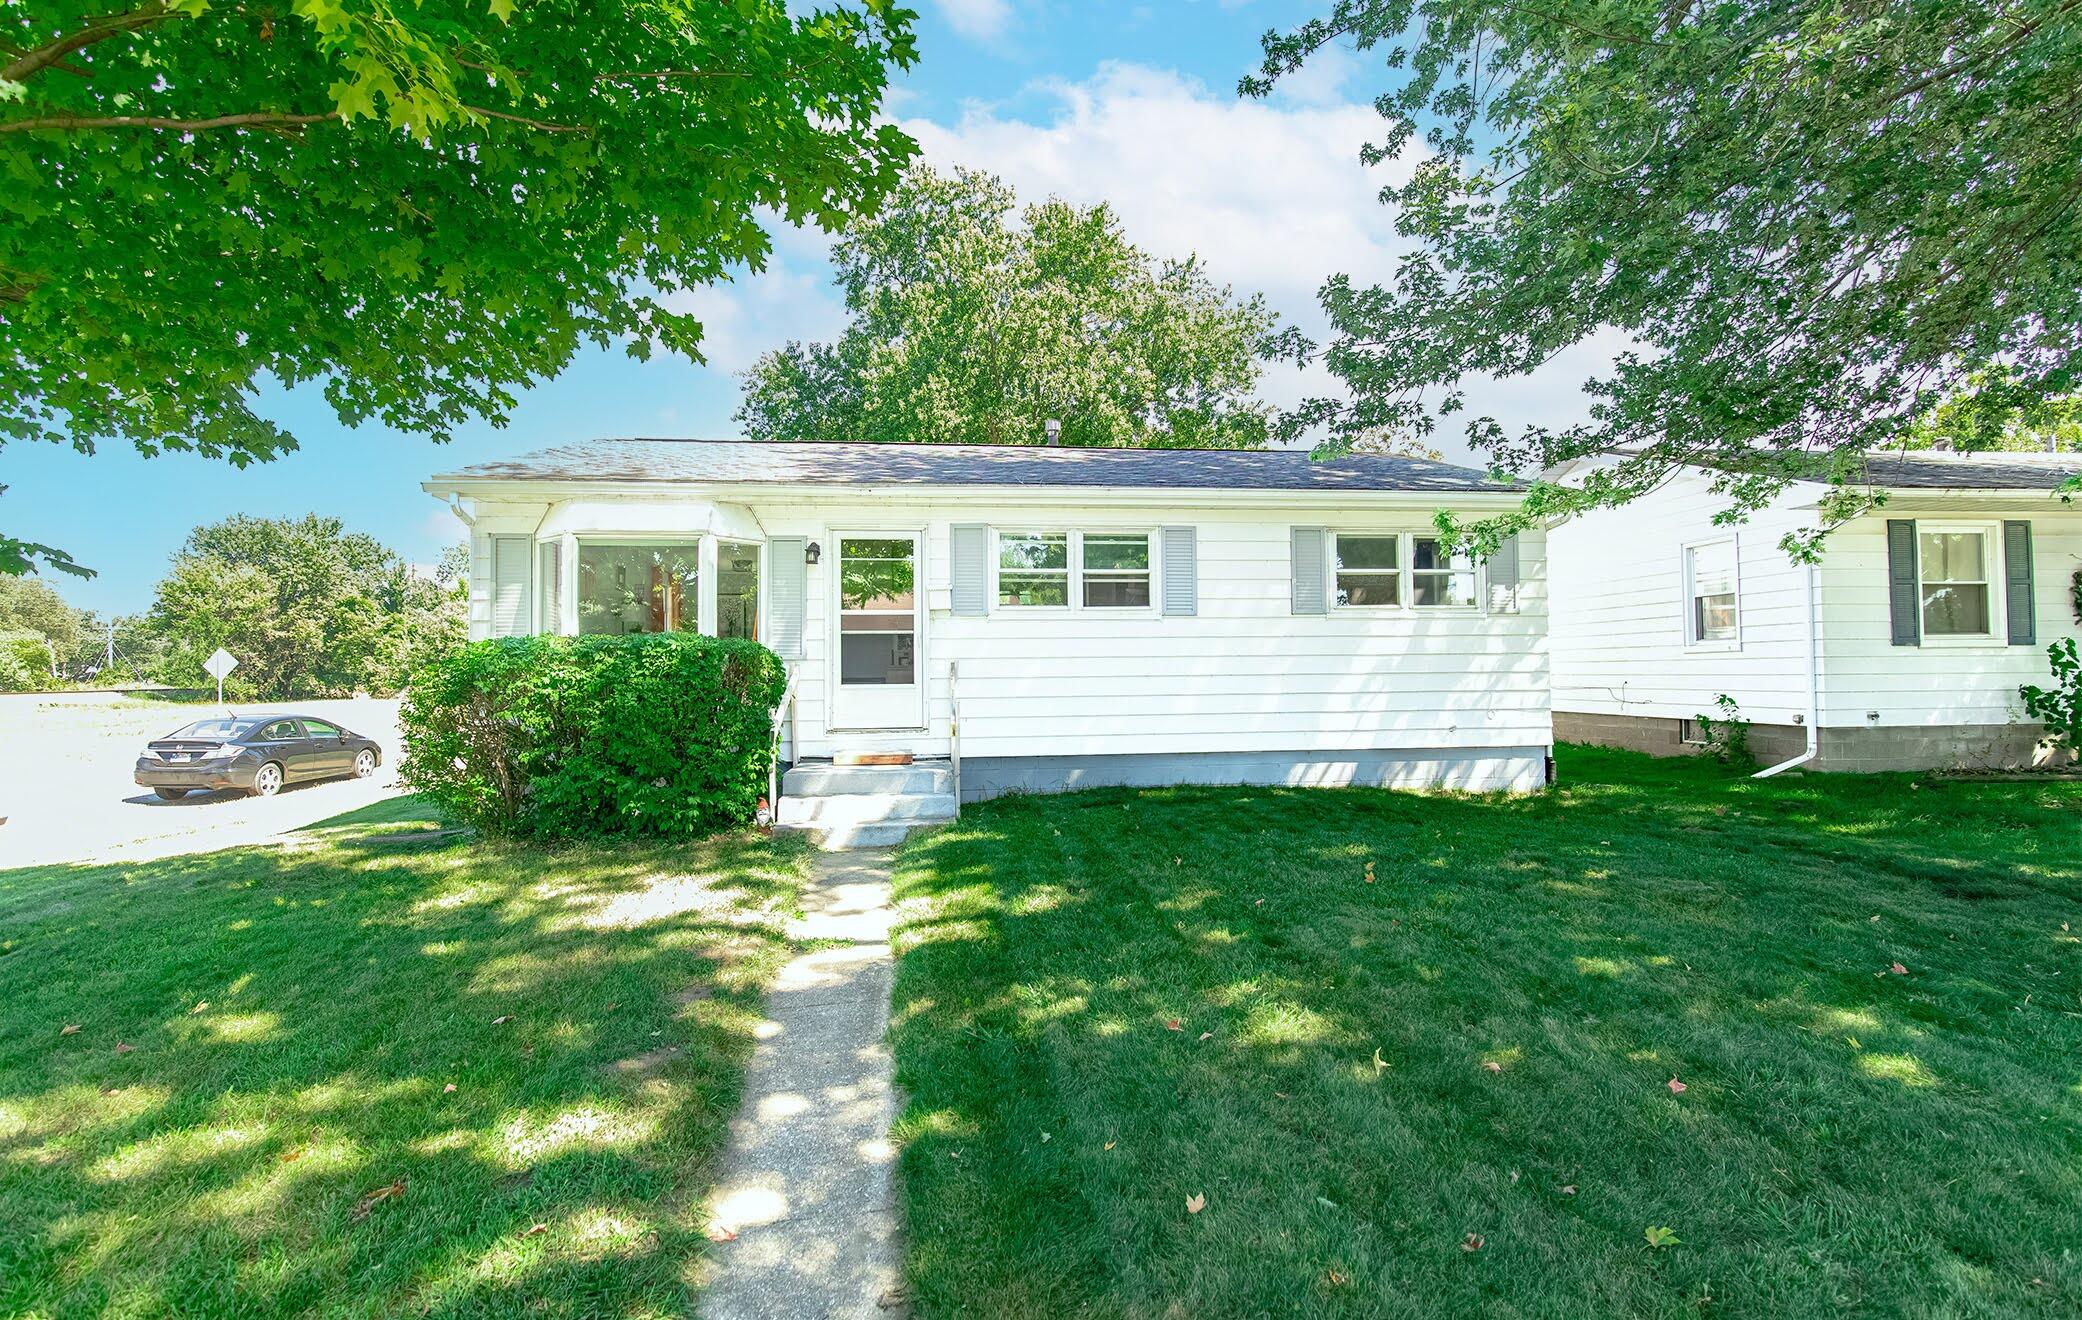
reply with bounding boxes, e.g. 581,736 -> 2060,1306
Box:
106,621 -> 115,674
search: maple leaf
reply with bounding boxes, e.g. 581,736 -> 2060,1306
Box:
518,1222 -> 548,1238
1890,963 -> 1908,976
706,1223 -> 738,1242
443,1083 -> 457,1094
1364,861 -> 1376,884
114,1041 -> 135,1055
1185,1193 -> 1206,1215
281,1149 -> 305,1164
1165,1019 -> 1182,1032
1481,1060 -> 1503,1073
1644,1226 -> 1681,1249
352,1179 -> 406,1222
1461,1233 -> 1485,1252
60,1024 -> 80,1036
1326,1269 -> 1348,1286
1667,1077 -> 1687,1094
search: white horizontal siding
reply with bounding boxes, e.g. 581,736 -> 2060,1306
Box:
1549,472 -> 1816,726
1815,509 -> 2082,727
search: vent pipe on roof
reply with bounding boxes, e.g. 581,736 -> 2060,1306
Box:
1044,418 -> 1061,446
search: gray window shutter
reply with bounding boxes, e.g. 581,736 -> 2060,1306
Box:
1291,527 -> 1327,615
1486,535 -> 1522,613
537,542 -> 561,634
767,537 -> 807,659
1886,519 -> 1920,647
950,524 -> 989,617
1160,526 -> 1197,617
491,536 -> 532,638
2003,520 -> 2036,646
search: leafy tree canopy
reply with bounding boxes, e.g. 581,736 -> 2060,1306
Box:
1905,370 -> 2081,452
736,164 -> 1303,449
2,0 -> 919,576
149,513 -> 462,698
1248,0 -> 2082,554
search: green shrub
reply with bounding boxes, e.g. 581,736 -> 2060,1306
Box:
1693,693 -> 1754,768
0,632 -> 56,693
2020,637 -> 2081,756
399,634 -> 787,838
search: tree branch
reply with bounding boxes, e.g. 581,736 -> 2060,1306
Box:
1,4 -> 177,84
0,110 -> 338,134
594,68 -> 752,83
460,104 -> 588,133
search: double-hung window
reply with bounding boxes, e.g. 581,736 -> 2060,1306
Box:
1411,536 -> 1478,608
1683,539 -> 1738,646
1082,533 -> 1151,608
1918,526 -> 1995,638
998,532 -> 1070,607
1334,535 -> 1401,606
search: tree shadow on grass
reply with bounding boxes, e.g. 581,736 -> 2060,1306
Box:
887,749 -> 2082,1318
0,805 -> 810,1318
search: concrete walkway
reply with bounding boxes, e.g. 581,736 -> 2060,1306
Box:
702,847 -> 906,1319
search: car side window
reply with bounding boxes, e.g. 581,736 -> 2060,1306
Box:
303,719 -> 342,738
259,720 -> 299,741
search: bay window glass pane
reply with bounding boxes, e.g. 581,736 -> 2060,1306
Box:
538,542 -> 561,633
1412,536 -> 1477,607
718,541 -> 760,640
577,543 -> 699,635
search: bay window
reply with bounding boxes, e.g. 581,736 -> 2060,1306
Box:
576,542 -> 700,635
717,541 -> 761,640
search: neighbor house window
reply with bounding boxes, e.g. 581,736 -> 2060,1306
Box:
1684,539 -> 1738,645
576,542 -> 699,635
1919,527 -> 1995,637
1082,533 -> 1151,608
1411,536 -> 1478,608
999,532 -> 1070,607
717,541 -> 760,640
1334,534 -> 1401,606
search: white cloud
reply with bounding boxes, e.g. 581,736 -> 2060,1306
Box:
901,62 -> 1612,463
934,0 -> 1015,43
658,222 -> 848,376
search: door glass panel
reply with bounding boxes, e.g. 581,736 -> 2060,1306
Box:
839,537 -> 916,685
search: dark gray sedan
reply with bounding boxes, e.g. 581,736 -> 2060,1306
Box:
133,714 -> 382,800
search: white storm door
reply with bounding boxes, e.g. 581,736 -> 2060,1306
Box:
830,532 -> 925,731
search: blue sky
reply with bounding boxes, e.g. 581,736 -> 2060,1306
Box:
9,0 -> 1609,617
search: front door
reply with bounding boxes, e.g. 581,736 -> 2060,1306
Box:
830,532 -> 925,731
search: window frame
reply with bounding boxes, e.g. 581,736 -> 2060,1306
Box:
1408,533 -> 1482,611
1915,521 -> 2005,645
1680,535 -> 1742,652
1328,530 -> 1486,614
992,528 -> 1158,614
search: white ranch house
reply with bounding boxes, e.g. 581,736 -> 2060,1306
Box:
1547,452 -> 2082,772
424,439 -> 1549,843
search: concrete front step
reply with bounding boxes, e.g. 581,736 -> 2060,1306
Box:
775,819 -> 945,851
775,792 -> 957,828
783,760 -> 952,797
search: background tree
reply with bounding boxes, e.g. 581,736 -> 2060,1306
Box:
737,164 -> 1301,449
148,514 -> 463,698
1905,371 -> 2081,452
1248,1 -> 2082,554
1,0 -> 919,577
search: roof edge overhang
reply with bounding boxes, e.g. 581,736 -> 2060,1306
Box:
418,476 -> 1529,509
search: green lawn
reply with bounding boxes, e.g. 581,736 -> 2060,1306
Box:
0,800 -> 810,1318
889,747 -> 2082,1318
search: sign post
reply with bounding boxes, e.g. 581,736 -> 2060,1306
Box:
204,648 -> 239,706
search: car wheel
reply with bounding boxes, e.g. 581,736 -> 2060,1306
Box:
251,762 -> 284,798
154,787 -> 189,801
353,749 -> 377,779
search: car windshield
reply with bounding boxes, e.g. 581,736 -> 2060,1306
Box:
165,718 -> 253,741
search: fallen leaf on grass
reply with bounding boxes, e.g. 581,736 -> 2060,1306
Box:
60,1024 -> 80,1036
1560,1185 -> 1576,1196
443,1083 -> 457,1094
1273,1091 -> 1290,1100
1198,1031 -> 1213,1041
1644,1225 -> 1681,1249
1373,1048 -> 1389,1074
1364,861 -> 1376,884
114,1042 -> 134,1055
1039,1132 -> 1051,1143
1667,1076 -> 1687,1095
706,1224 -> 738,1242
518,1223 -> 548,1239
1185,1193 -> 1206,1215
280,1149 -> 304,1164
352,1179 -> 406,1222
1481,1060 -> 1502,1074
190,1002 -> 209,1014
491,1015 -> 513,1026
1890,963 -> 1909,976
1461,1233 -> 1485,1252
1104,1141 -> 1116,1151
1165,1019 -> 1182,1032
1326,1270 -> 1348,1286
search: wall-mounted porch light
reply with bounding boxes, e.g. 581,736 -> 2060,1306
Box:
806,541 -> 822,565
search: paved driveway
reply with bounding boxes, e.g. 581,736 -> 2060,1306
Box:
0,693 -> 405,870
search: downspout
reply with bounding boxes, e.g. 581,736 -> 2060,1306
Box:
1753,558 -> 1821,778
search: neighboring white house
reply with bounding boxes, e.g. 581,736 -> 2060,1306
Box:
422,438 -> 1550,835
1547,452 -> 2082,772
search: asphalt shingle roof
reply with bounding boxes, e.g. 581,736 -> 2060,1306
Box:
431,438 -> 1523,494
1850,453 -> 2081,491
